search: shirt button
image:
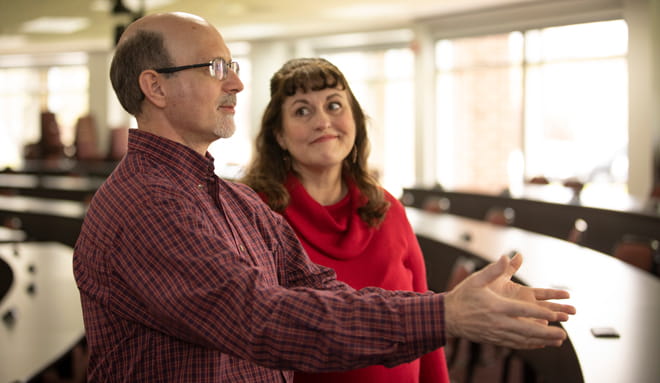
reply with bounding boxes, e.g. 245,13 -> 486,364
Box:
197,184 -> 204,189
239,245 -> 246,252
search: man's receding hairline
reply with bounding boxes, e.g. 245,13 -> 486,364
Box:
117,12 -> 210,47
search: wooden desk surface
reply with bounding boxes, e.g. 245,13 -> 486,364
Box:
0,242 -> 84,383
0,195 -> 87,219
0,195 -> 86,247
403,187 -> 660,255
0,173 -> 104,202
0,227 -> 26,243
406,208 -> 660,383
0,173 -> 104,192
8,158 -> 119,177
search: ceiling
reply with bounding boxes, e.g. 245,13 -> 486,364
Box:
0,0 -> 541,54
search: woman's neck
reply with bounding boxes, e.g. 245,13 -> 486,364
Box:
295,167 -> 347,206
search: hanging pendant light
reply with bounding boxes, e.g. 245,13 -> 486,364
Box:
112,0 -> 132,15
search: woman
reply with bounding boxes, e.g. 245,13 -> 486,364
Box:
241,58 -> 449,383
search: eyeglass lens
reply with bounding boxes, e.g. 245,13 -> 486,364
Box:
212,59 -> 239,80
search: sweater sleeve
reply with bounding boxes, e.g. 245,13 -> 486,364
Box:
388,194 -> 451,383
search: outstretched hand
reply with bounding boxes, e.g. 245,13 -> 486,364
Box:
444,253 -> 576,349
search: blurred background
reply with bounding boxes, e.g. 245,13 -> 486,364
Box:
0,0 -> 658,200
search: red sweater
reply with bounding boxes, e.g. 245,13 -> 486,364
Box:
280,175 -> 449,383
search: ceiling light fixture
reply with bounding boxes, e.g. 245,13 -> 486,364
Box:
112,0 -> 133,15
21,17 -> 90,34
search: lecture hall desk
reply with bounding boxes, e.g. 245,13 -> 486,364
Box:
407,207 -> 660,383
0,226 -> 26,243
0,195 -> 86,247
0,173 -> 104,202
402,185 -> 660,256
0,242 -> 84,383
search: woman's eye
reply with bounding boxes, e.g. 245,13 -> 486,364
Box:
294,107 -> 310,117
328,101 -> 342,111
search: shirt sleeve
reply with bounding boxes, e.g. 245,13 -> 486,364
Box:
109,183 -> 446,373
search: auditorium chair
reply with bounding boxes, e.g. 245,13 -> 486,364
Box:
612,234 -> 660,277
567,218 -> 588,245
445,257 -> 529,383
445,257 -> 479,381
484,206 -> 515,226
422,196 -> 451,214
528,176 -> 550,185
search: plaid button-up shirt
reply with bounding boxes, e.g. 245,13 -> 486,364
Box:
73,129 -> 445,382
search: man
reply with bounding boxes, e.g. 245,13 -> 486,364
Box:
73,12 -> 575,382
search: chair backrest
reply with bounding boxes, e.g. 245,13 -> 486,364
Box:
485,206 -> 515,226
446,257 -> 477,291
74,114 -> 102,161
528,176 -> 550,185
612,235 -> 660,276
651,184 -> 660,198
107,126 -> 129,161
422,196 -> 450,214
567,218 -> 588,245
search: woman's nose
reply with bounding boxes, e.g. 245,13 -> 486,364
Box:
314,110 -> 331,130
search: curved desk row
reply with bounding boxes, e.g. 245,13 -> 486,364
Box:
407,207 -> 660,383
0,195 -> 86,247
0,242 -> 85,383
402,186 -> 660,255
0,227 -> 26,243
6,159 -> 119,177
0,173 -> 104,202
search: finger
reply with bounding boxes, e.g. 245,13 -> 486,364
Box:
501,333 -> 565,349
485,316 -> 567,349
538,301 -> 577,318
498,297 -> 565,323
468,255 -> 509,288
533,288 -> 571,300
508,252 -> 523,274
504,316 -> 567,341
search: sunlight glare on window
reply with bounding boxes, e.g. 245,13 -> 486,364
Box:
47,66 -> 89,145
435,19 -> 628,193
526,20 -> 628,62
524,20 -> 628,185
0,68 -> 41,169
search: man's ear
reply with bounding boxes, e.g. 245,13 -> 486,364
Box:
138,69 -> 167,109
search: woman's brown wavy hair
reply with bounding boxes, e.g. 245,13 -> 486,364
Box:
240,57 -> 389,227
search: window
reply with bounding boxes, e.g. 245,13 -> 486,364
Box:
0,64 -> 88,169
0,68 -> 41,168
435,32 -> 524,193
435,20 -> 628,193
322,48 -> 415,197
524,21 -> 628,185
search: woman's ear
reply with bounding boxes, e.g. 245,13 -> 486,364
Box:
275,132 -> 287,150
138,69 -> 167,109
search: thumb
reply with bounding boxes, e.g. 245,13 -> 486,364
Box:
467,255 -> 509,288
504,252 -> 523,279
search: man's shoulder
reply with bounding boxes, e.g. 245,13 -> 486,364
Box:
110,152 -> 184,189
222,178 -> 258,196
219,179 -> 285,225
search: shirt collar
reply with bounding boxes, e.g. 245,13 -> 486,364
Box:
127,129 -> 216,179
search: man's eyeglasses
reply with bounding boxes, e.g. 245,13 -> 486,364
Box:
154,58 -> 239,81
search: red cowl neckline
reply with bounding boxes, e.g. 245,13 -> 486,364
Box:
283,174 -> 375,260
